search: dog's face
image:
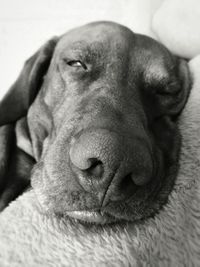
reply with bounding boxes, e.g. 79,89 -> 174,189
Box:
0,22 -> 191,224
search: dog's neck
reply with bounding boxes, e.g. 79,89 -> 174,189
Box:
15,117 -> 34,158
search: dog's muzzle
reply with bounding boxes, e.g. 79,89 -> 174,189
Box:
67,128 -> 154,222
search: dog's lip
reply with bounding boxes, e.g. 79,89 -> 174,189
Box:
65,210 -> 118,224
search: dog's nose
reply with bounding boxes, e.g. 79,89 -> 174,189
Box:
69,129 -> 121,181
69,129 -> 153,202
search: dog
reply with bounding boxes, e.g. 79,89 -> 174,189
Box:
0,21 -> 191,224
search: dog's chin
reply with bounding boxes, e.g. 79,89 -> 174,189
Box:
63,185 -> 172,225
31,154 -> 178,225
32,178 -> 175,226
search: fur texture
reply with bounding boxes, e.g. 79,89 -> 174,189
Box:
0,55 -> 199,267
0,22 -> 191,223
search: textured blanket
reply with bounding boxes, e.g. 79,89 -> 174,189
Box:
0,56 -> 200,267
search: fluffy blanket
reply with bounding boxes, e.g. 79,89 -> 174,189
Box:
0,54 -> 199,266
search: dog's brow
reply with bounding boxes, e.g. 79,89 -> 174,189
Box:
68,41 -> 88,50
65,41 -> 105,62
69,41 -> 104,53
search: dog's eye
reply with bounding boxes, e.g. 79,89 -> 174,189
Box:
66,60 -> 87,70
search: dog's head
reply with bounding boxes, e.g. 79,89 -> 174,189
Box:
0,22 -> 191,224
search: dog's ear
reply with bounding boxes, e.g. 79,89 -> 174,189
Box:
167,58 -> 192,117
0,37 -> 59,126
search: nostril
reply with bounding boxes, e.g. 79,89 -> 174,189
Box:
83,158 -> 104,178
120,173 -> 135,191
109,173 -> 138,202
109,171 -> 151,203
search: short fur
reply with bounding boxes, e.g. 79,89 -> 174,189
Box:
0,22 -> 191,224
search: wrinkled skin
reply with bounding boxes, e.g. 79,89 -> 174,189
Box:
0,22 -> 191,224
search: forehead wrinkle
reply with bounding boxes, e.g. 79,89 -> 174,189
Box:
57,39 -> 108,63
69,41 -> 105,56
57,24 -> 132,58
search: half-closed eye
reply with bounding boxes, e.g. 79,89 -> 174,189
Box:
65,59 -> 88,70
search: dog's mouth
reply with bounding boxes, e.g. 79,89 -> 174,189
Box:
64,210 -> 119,224
32,154 -> 176,225
31,122 -> 180,225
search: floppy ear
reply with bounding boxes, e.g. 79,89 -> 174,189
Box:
167,58 -> 192,117
0,37 -> 59,126
0,125 -> 15,191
